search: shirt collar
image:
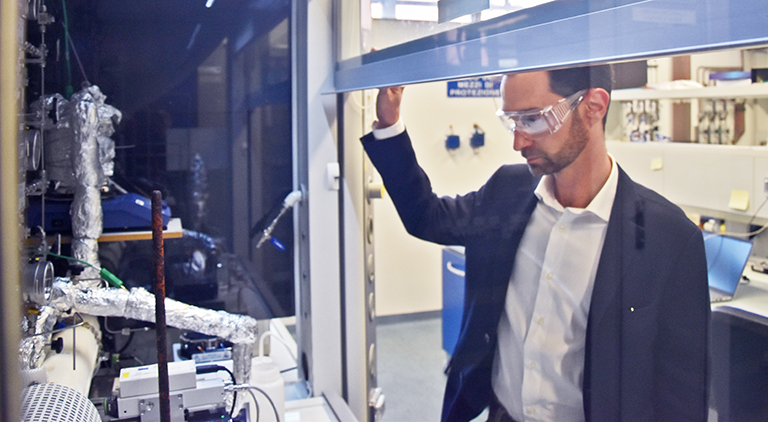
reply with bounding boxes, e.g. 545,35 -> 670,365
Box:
533,154 -> 619,221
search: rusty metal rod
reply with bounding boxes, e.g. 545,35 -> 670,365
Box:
152,190 -> 171,422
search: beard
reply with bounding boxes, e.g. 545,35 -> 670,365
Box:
523,111 -> 589,177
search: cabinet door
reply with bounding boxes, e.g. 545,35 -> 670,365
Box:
442,248 -> 466,355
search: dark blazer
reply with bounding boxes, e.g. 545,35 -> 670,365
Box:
362,130 -> 710,422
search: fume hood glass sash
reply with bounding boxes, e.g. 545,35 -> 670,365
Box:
334,0 -> 768,92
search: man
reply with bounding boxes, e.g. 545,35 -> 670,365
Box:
360,65 -> 709,422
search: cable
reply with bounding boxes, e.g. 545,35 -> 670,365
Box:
102,316 -> 151,335
46,251 -> 128,290
747,196 -> 768,231
61,0 -> 90,90
61,0 -> 73,97
116,332 -> 134,354
713,223 -> 768,239
196,364 -> 237,417
701,196 -> 768,240
246,388 -> 261,422
247,385 -> 280,422
225,384 -> 280,422
227,376 -> 238,417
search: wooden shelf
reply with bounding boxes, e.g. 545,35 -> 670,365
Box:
612,83 -> 768,101
28,218 -> 184,246
97,218 -> 183,242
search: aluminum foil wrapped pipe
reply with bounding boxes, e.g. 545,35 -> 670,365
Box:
19,306 -> 59,370
98,135 -> 115,177
38,87 -> 120,193
49,279 -> 259,346
70,89 -> 103,287
232,343 -> 252,389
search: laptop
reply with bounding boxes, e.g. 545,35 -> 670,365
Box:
703,232 -> 754,303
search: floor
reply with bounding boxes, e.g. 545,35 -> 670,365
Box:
375,313 -> 716,422
376,313 -> 446,422
376,312 -> 488,422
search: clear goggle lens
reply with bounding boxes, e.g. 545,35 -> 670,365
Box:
496,89 -> 587,139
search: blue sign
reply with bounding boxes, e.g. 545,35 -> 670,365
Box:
447,78 -> 501,98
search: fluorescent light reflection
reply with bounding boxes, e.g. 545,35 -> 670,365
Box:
371,0 -> 556,22
395,4 -> 438,22
371,2 -> 383,19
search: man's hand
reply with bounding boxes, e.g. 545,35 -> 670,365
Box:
373,86 -> 404,129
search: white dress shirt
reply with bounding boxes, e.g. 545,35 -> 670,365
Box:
492,157 -> 619,422
371,118 -> 406,140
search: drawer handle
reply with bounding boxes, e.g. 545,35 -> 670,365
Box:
446,261 -> 466,277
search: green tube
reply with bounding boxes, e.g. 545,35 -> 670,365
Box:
46,252 -> 127,290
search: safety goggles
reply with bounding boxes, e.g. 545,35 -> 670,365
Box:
496,89 -> 588,139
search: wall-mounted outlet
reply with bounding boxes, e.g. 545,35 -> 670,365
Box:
764,177 -> 768,198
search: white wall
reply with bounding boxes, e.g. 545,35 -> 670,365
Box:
372,78 -> 524,316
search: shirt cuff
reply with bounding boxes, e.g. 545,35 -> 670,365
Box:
372,119 -> 405,140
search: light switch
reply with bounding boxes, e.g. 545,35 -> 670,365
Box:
326,162 -> 340,191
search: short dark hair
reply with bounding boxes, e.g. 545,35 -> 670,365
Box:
548,64 -> 613,97
549,64 -> 614,127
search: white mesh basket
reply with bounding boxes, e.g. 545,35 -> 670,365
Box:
21,383 -> 101,422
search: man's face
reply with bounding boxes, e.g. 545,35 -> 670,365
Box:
500,71 -> 589,177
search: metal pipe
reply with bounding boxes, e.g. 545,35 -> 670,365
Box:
152,191 -> 171,422
0,0 -> 23,418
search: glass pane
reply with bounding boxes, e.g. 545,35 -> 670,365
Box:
339,0 -> 768,92
363,42 -> 768,422
367,0 -> 557,50
23,0 -> 294,320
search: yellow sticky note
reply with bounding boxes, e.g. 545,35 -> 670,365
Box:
729,190 -> 750,211
650,158 -> 663,171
